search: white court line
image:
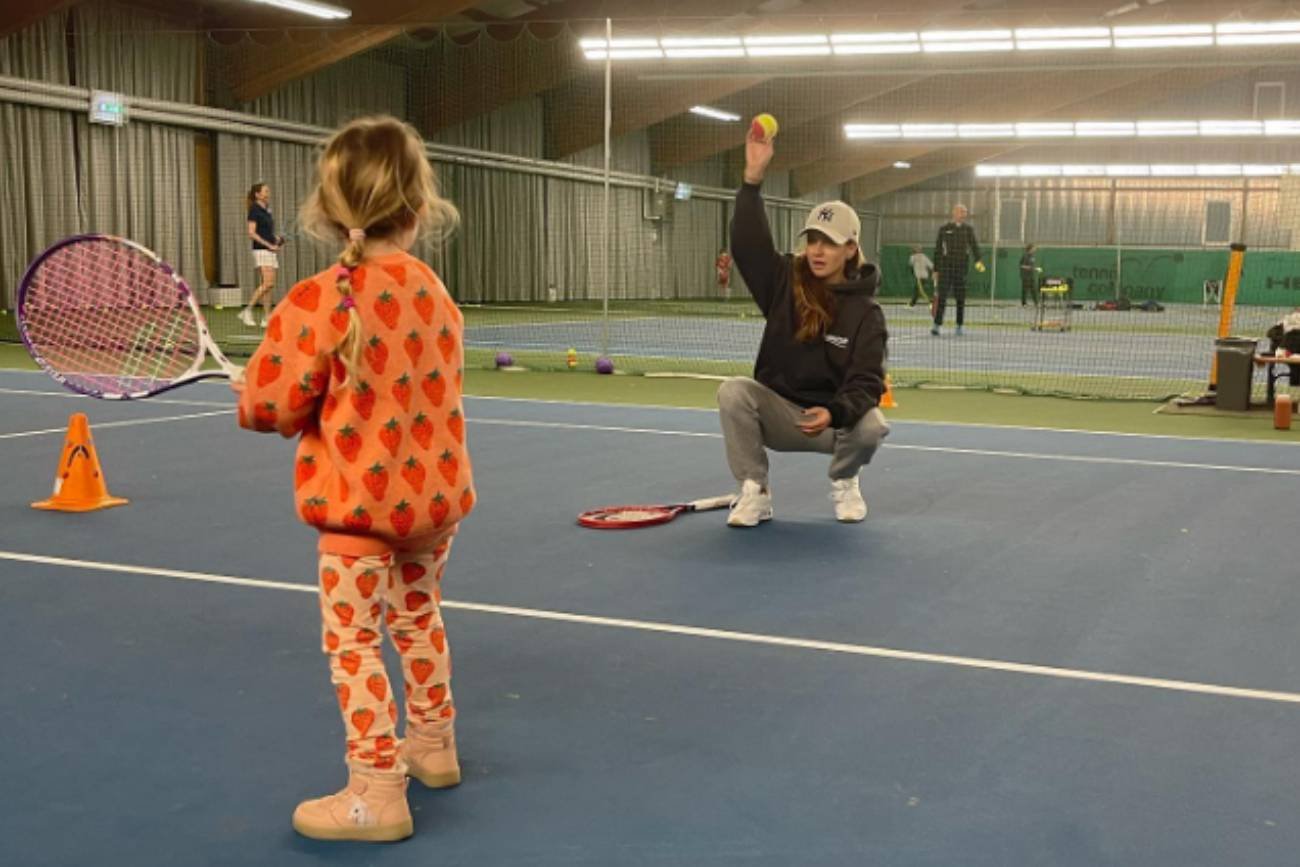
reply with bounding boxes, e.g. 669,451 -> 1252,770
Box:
2,369 -> 1289,452
0,409 -> 234,440
886,443 -> 1300,476
463,395 -> 1300,448
0,386 -> 231,409
475,417 -> 724,439
2,548 -> 1298,707
469,417 -> 1300,475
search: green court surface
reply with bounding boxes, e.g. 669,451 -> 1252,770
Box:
7,339 -> 1294,444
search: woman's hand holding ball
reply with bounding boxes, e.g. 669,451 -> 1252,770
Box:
744,113 -> 778,185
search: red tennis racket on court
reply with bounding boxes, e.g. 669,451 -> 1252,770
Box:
578,495 -> 735,529
17,234 -> 243,399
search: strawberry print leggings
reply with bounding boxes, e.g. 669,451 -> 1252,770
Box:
318,542 -> 455,773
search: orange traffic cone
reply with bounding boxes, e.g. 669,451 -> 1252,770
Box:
32,413 -> 128,512
881,375 -> 898,410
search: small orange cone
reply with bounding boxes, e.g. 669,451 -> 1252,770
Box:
32,413 -> 129,512
881,375 -> 898,410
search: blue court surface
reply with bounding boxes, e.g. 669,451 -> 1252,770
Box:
3,368 -> 1300,866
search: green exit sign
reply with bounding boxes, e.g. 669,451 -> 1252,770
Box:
89,90 -> 126,126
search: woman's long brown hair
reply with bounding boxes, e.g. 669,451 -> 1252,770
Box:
792,243 -> 866,342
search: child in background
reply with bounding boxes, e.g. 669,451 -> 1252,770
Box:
716,248 -> 733,299
234,116 -> 472,843
907,244 -> 933,307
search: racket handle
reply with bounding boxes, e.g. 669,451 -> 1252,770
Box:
689,495 -> 736,512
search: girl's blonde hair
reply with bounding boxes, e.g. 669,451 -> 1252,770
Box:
300,116 -> 459,383
792,241 -> 866,342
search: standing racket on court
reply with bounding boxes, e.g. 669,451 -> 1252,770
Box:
18,234 -> 244,399
578,495 -> 735,529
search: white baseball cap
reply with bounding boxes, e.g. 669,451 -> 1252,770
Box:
800,201 -> 861,247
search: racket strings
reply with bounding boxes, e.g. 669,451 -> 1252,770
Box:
595,508 -> 670,522
23,239 -> 201,395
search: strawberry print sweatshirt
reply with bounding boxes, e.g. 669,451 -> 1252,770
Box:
237,251 -> 475,556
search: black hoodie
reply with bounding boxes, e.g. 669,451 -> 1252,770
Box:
730,182 -> 888,429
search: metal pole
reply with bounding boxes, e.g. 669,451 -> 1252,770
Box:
1112,179 -> 1122,298
601,17 -> 613,358
990,178 -> 1000,303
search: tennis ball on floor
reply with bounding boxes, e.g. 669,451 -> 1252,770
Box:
595,357 -> 615,375
974,261 -> 986,273
495,351 -> 514,369
751,113 -> 779,141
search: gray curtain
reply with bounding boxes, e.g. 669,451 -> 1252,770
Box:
431,99 -> 546,303
245,53 -> 407,127
71,2 -> 205,293
213,51 -> 409,299
0,13 -> 80,308
214,135 -> 331,296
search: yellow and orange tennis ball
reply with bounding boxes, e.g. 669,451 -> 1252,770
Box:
751,113 -> 779,142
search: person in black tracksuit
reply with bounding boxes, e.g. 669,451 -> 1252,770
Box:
932,204 -> 983,335
717,124 -> 890,526
1020,244 -> 1040,306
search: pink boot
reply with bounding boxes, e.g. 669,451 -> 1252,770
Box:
291,771 -> 413,842
401,727 -> 461,789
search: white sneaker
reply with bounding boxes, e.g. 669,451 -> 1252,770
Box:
727,480 -> 772,527
259,315 -> 269,329
238,307 -> 256,327
830,477 -> 868,523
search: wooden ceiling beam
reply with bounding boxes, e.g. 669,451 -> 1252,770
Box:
228,0 -> 478,103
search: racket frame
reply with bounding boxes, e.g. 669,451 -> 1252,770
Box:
577,494 -> 735,529
17,234 -> 242,400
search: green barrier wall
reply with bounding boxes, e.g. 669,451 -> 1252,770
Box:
880,245 -> 1300,306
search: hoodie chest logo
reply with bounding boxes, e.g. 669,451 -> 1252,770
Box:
824,334 -> 849,350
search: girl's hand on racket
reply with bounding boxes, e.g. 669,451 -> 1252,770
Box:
744,129 -> 774,185
229,366 -> 247,394
799,406 -> 831,436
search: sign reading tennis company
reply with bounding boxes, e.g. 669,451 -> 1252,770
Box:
89,91 -> 126,126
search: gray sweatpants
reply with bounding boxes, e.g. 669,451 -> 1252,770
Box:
717,377 -> 890,486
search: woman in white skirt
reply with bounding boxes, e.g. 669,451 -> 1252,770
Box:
242,182 -> 283,328
721,125 -> 890,527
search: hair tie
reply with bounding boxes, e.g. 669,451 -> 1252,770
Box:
339,296 -> 356,311
348,228 -> 367,243
335,266 -> 351,280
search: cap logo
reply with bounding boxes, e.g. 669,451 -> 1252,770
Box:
816,207 -> 835,223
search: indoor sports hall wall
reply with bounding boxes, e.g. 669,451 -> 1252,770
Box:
0,3 -> 852,314
2,3 -> 1297,402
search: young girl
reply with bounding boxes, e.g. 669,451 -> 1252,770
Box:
234,116 -> 472,842
721,123 -> 889,526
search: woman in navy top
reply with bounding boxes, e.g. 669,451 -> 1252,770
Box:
242,182 -> 283,328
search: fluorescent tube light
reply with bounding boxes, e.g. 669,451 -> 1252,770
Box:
689,106 -> 741,122
248,0 -> 351,19
1136,121 -> 1199,136
1015,123 -> 1074,138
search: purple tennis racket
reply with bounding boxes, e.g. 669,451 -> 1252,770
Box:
18,234 -> 243,399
